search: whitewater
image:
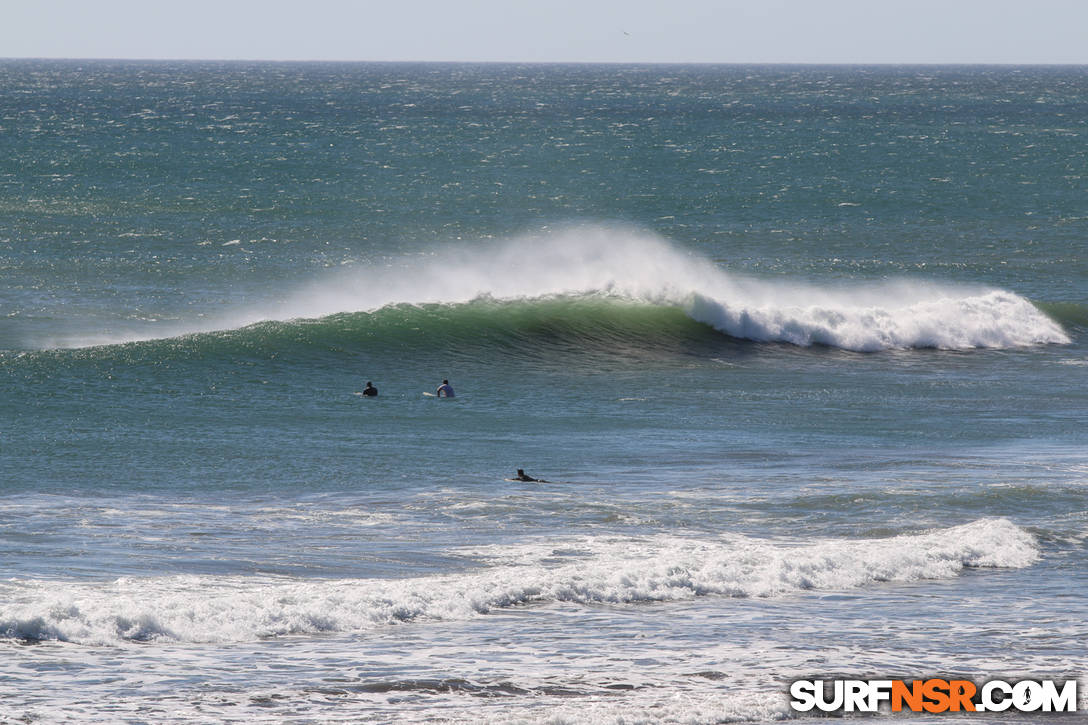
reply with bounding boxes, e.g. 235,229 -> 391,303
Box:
50,227 -> 1070,352
0,519 -> 1036,646
2,61 -> 1086,724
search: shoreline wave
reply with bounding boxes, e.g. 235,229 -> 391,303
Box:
0,519 -> 1036,646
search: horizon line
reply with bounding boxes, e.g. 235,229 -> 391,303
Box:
4,56 -> 1088,67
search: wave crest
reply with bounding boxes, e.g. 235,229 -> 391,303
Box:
0,519 -> 1036,645
49,226 -> 1069,352
688,288 -> 1065,351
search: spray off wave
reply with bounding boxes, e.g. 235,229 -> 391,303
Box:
60,226 -> 1068,352
0,519 -> 1036,645
212,227 -> 1071,352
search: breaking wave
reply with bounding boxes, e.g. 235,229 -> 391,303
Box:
49,226 -> 1069,353
0,519 -> 1036,645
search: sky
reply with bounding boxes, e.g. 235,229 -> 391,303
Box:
3,0 -> 1087,64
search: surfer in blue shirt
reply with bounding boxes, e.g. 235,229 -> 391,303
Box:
362,381 -> 377,397
435,379 -> 455,398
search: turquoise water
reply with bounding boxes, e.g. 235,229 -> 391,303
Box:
1,61 -> 1087,722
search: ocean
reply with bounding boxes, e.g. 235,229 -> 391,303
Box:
1,61 -> 1086,723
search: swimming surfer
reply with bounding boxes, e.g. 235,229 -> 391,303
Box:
435,379 -> 455,398
362,381 -> 378,397
513,469 -> 547,483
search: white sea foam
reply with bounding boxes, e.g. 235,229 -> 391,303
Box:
54,225 -> 1067,351
226,225 -> 1069,352
0,519 -> 1036,646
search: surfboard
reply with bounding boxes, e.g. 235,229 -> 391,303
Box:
422,391 -> 436,397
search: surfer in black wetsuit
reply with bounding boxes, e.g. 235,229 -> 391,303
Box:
362,381 -> 378,397
514,469 -> 547,482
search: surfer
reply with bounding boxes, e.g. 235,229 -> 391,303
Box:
435,379 -> 455,398
362,381 -> 378,397
513,469 -> 547,483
